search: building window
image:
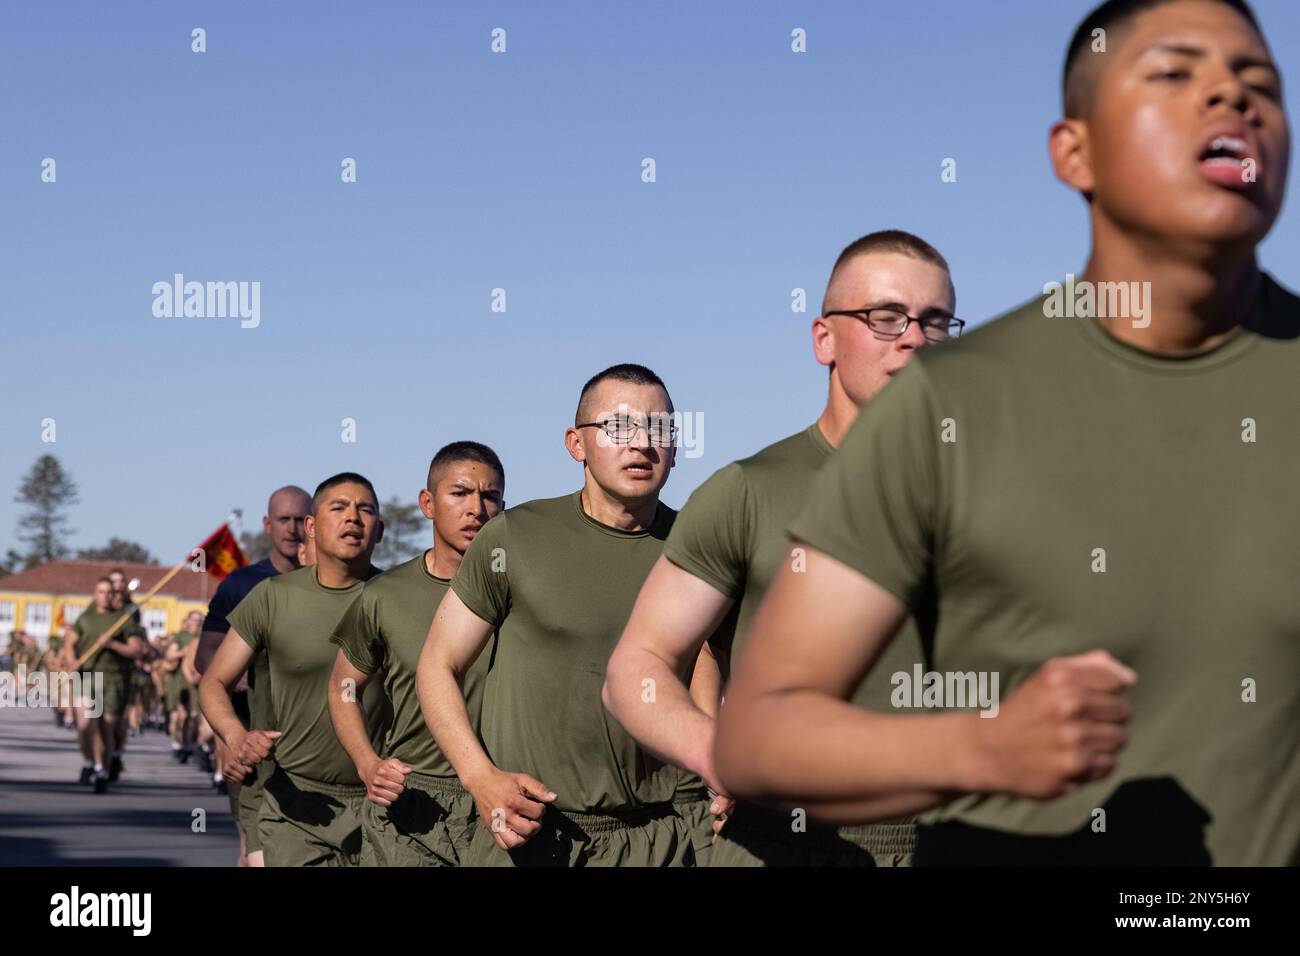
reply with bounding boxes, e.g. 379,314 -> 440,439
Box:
26,602 -> 51,627
64,603 -> 85,625
143,608 -> 168,640
0,601 -> 14,634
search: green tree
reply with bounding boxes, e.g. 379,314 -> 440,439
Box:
14,455 -> 79,566
239,529 -> 271,563
76,538 -> 155,563
0,549 -> 25,578
373,496 -> 425,567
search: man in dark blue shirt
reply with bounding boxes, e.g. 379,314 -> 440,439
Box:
197,485 -> 311,867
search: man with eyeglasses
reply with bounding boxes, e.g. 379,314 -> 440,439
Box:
716,0 -> 1300,867
604,229 -> 959,866
417,363 -> 718,866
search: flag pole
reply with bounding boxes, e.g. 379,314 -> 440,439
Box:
73,554 -> 192,670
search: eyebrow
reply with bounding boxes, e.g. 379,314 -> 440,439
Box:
1141,42 -> 1278,74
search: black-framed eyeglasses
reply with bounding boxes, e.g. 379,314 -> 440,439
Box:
825,308 -> 965,341
576,416 -> 677,447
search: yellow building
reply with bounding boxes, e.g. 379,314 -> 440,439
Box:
0,560 -> 212,649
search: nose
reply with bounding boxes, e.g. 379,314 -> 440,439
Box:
898,319 -> 928,350
629,423 -> 652,449
1204,68 -> 1256,121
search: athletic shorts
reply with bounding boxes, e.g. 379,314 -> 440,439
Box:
360,771 -> 477,867
164,679 -> 195,713
710,801 -> 915,867
130,671 -> 152,702
238,762 -> 267,854
463,800 -> 702,867
672,787 -> 716,866
81,672 -> 129,718
258,764 -> 366,867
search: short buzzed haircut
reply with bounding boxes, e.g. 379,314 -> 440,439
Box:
427,441 -> 506,490
96,576 -> 113,588
109,568 -> 125,578
822,230 -> 951,315
1062,0 -> 1262,118
575,363 -> 670,426
828,230 -> 950,278
312,472 -> 378,511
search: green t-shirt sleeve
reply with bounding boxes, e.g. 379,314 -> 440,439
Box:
450,514 -> 511,627
662,462 -> 749,599
789,364 -> 941,608
227,578 -> 272,653
330,590 -> 382,675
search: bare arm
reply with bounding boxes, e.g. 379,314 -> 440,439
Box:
180,639 -> 201,686
103,635 -> 149,661
198,632 -> 255,747
328,650 -> 409,806
195,630 -> 223,675
714,546 -> 1136,823
603,556 -> 734,791
417,590 -> 555,850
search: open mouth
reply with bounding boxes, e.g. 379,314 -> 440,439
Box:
624,461 -> 654,477
340,529 -> 363,543
1197,131 -> 1257,188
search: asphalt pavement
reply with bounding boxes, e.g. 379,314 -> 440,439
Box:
0,701 -> 241,866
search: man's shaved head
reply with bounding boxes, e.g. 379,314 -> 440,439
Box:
268,485 -> 311,515
264,485 -> 311,566
1062,0 -> 1262,118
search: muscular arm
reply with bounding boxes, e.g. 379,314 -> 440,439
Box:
416,591 -> 497,789
714,546 -> 969,823
603,556 -> 735,791
327,650 -> 379,778
418,590 -> 556,848
195,630 -> 225,675
197,631 -> 256,749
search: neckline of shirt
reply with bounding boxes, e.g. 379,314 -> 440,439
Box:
570,490 -> 658,538
418,549 -> 451,584
309,565 -> 368,593
1066,281 -> 1266,373
805,422 -> 834,458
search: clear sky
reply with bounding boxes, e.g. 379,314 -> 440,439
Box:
3,0 -> 1299,562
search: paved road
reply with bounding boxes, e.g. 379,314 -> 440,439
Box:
0,702 -> 241,866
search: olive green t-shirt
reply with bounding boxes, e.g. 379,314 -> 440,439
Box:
331,550 -> 493,777
73,609 -> 145,679
790,273 -> 1300,866
452,492 -> 683,813
229,565 -> 389,786
664,423 -> 928,706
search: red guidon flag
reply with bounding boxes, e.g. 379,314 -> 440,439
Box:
197,523 -> 248,580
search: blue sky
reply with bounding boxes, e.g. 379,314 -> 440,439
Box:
3,0 -> 1300,562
